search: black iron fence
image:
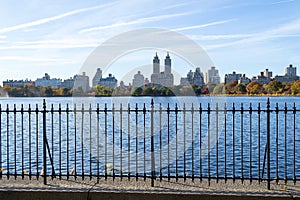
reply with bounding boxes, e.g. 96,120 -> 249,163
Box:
0,98 -> 299,190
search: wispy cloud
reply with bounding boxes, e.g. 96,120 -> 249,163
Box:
189,34 -> 254,40
173,19 -> 236,31
79,11 -> 194,33
0,38 -> 103,50
0,56 -> 74,63
0,2 -> 116,34
270,0 -> 295,5
205,18 -> 300,50
0,35 -> 6,39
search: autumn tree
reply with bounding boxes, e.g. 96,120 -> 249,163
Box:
246,81 -> 264,95
213,83 -> 226,94
291,80 -> 300,95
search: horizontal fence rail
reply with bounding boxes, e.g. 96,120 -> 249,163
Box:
0,98 -> 299,189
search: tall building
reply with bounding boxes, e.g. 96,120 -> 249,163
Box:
252,69 -> 272,85
132,71 -> 145,88
35,73 -> 61,88
274,64 -> 299,83
206,66 -> 220,84
150,52 -> 174,87
285,64 -> 297,76
74,72 -> 90,92
180,68 -> 205,87
99,74 -> 117,89
263,69 -> 272,79
61,76 -> 75,89
92,68 -> 102,87
224,71 -> 242,84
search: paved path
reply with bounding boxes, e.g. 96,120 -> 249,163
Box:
0,177 -> 299,198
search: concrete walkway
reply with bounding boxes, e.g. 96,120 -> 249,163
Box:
0,177 -> 299,199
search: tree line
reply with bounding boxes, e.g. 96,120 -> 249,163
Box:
1,80 -> 300,97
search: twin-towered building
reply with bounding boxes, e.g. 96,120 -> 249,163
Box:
150,52 -> 174,87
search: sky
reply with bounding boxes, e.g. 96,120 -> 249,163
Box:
0,0 -> 300,85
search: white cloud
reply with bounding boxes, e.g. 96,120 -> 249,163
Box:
173,19 -> 236,31
0,2 -> 116,34
205,18 -> 300,50
188,34 -> 254,40
0,56 -> 74,64
0,38 -> 104,49
79,11 -> 194,33
270,0 -> 295,5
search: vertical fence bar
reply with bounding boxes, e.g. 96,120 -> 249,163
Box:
151,99 -> 155,187
97,104 -> 100,183
159,103 -> 162,182
135,103 -> 138,181
191,104 -> 194,182
59,104 -> 62,180
112,103 -> 115,180
293,103 -> 296,184
74,104 -> 77,180
275,103 -> 279,183
208,103 -> 211,186
216,103 -> 219,182
28,105 -> 32,180
6,105 -> 9,179
43,99 -> 47,185
249,103 -> 253,183
266,98 -> 271,190
51,105 -> 54,180
21,104 -> 24,179
224,103 -> 227,183
183,103 -> 186,181
120,103 -> 123,181
284,103 -> 287,184
81,104 -> 84,180
258,103 -> 261,183
167,103 -> 170,181
232,103 -> 235,183
241,103 -> 244,183
175,103 -> 178,182
14,104 -> 16,179
127,104 -> 130,180
199,103 -> 202,182
143,103 -> 146,181
67,104 -> 70,180
105,104 -> 108,180
89,104 -> 92,180
35,104 -> 39,180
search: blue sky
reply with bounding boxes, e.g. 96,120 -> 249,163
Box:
0,0 -> 300,85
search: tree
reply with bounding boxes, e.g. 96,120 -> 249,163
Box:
213,83 -> 226,94
142,87 -> 152,96
291,80 -> 300,95
236,83 -> 246,94
45,86 -> 53,97
266,80 -> 283,94
132,87 -> 143,96
225,80 -> 238,94
246,82 -> 264,95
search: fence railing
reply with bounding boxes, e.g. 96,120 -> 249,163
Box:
0,98 -> 299,189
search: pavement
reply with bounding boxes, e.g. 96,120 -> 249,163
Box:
0,177 -> 300,199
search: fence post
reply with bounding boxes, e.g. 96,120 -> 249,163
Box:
43,99 -> 47,185
151,99 -> 155,187
266,98 -> 270,190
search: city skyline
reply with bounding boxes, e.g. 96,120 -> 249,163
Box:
2,52 -> 299,89
0,0 -> 300,85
